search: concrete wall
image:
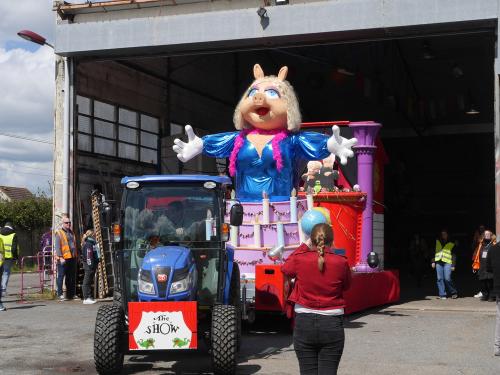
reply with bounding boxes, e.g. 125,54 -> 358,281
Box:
55,0 -> 498,57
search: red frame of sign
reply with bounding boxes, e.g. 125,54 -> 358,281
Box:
128,301 -> 197,350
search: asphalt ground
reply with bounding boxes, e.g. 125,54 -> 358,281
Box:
0,272 -> 498,375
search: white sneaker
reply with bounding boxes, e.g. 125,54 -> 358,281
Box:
474,292 -> 483,298
83,298 -> 96,305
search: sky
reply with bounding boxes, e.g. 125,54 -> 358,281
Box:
0,1 -> 55,195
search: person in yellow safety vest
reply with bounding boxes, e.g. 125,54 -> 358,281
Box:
0,237 -> 5,311
431,229 -> 458,300
54,215 -> 78,301
0,221 -> 19,298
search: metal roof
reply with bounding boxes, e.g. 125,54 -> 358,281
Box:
55,0 -> 211,16
121,174 -> 232,185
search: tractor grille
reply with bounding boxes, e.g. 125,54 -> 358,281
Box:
154,266 -> 171,298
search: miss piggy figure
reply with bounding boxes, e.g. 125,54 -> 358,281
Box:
173,64 -> 357,202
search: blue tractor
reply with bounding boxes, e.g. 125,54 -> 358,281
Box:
93,175 -> 243,375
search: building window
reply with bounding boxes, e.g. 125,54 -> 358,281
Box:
76,95 -> 159,164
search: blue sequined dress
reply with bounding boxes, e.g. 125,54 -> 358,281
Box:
202,131 -> 330,201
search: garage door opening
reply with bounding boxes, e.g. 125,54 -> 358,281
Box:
74,31 -> 495,294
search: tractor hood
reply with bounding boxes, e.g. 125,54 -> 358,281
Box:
141,246 -> 193,271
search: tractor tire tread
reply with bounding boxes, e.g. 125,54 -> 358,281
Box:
94,304 -> 125,374
211,304 -> 238,375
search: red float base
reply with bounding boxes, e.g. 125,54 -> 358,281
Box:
253,266 -> 400,315
344,270 -> 400,315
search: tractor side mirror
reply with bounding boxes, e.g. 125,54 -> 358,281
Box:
230,203 -> 243,226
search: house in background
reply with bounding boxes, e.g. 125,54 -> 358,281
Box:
0,186 -> 33,202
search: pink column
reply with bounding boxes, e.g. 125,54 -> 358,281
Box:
349,121 -> 381,272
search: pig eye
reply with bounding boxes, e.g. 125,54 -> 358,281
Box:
247,88 -> 258,98
265,89 -> 280,99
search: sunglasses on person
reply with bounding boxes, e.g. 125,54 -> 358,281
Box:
63,221 -> 71,224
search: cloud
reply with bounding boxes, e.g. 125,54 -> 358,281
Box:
0,47 -> 54,134
0,1 -> 54,191
0,159 -> 53,195
0,1 -> 54,47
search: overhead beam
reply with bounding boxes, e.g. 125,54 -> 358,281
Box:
381,123 -> 493,138
55,0 -> 498,57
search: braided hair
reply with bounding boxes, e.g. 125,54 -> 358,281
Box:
311,223 -> 334,272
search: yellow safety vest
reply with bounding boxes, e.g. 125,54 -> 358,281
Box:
0,238 -> 4,267
0,233 -> 15,259
435,240 -> 454,264
57,229 -> 75,260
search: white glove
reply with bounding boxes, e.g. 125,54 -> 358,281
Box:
327,125 -> 357,165
172,125 -> 203,163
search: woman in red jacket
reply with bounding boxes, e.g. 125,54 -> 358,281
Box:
282,223 -> 351,375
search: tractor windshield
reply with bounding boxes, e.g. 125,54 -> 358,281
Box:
119,182 -> 225,306
123,182 -> 223,246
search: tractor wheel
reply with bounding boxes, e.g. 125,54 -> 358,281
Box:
229,263 -> 242,351
113,290 -> 122,307
94,304 -> 125,374
211,304 -> 238,375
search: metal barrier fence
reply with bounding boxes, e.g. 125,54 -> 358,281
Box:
40,246 -> 55,293
18,246 -> 55,303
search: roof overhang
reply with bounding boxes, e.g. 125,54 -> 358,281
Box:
121,174 -> 232,185
55,0 -> 498,58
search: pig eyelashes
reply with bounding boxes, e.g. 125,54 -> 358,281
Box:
247,86 -> 282,99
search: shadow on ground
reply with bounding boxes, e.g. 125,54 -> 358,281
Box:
123,314 -> 293,374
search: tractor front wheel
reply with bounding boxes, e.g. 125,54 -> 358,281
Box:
229,263 -> 242,351
211,304 -> 238,375
94,304 -> 125,374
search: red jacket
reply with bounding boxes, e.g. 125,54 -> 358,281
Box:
281,243 -> 352,310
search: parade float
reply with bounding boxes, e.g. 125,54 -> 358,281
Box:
173,64 -> 399,318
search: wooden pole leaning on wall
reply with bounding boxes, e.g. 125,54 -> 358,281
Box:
91,191 -> 109,298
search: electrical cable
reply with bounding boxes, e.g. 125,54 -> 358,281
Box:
0,168 -> 52,177
0,132 -> 53,144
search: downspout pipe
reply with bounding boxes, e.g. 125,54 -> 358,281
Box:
62,57 -> 70,214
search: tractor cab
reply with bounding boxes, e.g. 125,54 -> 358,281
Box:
94,175 -> 243,375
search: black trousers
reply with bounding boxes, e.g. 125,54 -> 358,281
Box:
480,278 -> 494,299
82,264 -> 96,299
57,258 -> 76,298
293,313 -> 345,375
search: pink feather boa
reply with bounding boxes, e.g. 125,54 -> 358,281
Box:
228,128 -> 289,177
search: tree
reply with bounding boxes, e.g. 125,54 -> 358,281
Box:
0,197 -> 52,230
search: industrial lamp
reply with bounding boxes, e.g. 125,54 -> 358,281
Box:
422,41 -> 435,60
466,91 -> 480,115
466,106 -> 480,115
17,30 -> 53,49
257,7 -> 268,18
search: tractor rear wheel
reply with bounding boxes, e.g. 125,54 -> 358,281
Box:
94,304 -> 125,374
211,304 -> 238,375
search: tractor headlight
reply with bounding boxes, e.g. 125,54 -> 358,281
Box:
138,269 -> 155,295
170,267 -> 195,294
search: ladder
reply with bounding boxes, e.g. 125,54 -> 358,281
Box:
90,191 -> 114,298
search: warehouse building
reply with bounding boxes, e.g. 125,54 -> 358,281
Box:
53,0 -> 499,267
